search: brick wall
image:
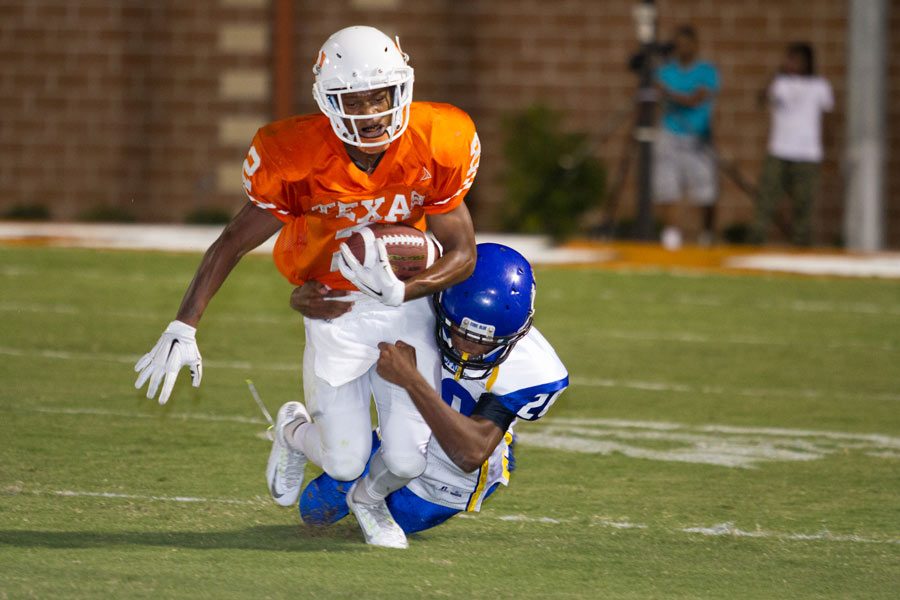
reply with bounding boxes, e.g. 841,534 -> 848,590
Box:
1,0 -> 898,245
0,0 -> 270,222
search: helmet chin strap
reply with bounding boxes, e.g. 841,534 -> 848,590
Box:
453,352 -> 470,381
356,137 -> 391,155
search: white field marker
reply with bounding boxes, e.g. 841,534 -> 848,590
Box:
246,379 -> 275,441
1,344 -> 897,403
4,490 -> 895,545
245,379 -> 274,427
518,417 -> 900,469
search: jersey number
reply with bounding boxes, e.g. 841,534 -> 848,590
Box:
242,146 -> 261,193
517,390 -> 563,420
441,379 -> 477,416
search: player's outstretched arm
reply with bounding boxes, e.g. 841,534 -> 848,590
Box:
403,203 -> 476,302
376,341 -> 506,473
134,202 -> 282,404
175,202 -> 282,326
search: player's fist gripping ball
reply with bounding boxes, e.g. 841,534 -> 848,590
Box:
345,223 -> 439,280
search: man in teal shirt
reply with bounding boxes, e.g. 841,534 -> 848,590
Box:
654,25 -> 720,249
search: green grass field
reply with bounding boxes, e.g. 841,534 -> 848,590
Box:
1,246 -> 898,599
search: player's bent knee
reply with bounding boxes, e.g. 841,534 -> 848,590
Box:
382,450 -> 426,480
322,455 -> 367,482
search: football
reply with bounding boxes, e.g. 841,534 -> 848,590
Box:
344,222 -> 439,280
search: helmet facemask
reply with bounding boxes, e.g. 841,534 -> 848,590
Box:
313,78 -> 413,150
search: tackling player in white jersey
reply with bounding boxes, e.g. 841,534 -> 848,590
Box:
285,243 -> 569,535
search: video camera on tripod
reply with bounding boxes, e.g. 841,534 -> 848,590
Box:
628,41 -> 675,74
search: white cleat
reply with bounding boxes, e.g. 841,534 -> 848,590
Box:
266,401 -> 310,507
346,481 -> 408,549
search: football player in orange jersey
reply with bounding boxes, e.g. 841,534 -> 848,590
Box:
134,26 -> 480,549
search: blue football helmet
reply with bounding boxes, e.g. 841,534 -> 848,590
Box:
433,243 -> 535,379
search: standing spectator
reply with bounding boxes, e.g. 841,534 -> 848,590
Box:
754,43 -> 834,246
654,25 -> 720,250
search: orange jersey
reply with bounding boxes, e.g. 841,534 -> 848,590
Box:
241,102 -> 480,289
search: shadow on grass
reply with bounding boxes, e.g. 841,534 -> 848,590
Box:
0,523 -> 369,553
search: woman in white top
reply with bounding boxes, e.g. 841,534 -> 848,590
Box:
753,43 -> 834,246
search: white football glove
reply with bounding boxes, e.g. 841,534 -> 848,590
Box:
338,237 -> 405,307
134,320 -> 203,405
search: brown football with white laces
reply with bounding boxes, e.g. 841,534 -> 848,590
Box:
345,223 -> 440,280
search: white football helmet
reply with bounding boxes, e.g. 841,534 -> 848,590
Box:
312,26 -> 414,149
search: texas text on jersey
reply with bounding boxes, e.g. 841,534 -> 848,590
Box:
241,102 -> 480,289
407,326 -> 569,512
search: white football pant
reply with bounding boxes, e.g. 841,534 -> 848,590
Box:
300,294 -> 438,482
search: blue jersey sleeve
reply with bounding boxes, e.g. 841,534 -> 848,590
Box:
493,376 -> 568,422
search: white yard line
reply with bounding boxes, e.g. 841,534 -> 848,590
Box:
480,514 -> 897,544
0,345 -> 299,372
569,375 -> 900,403
0,265 -> 36,277
7,487 -> 895,545
681,296 -> 900,318
7,403 -> 899,543
6,260 -> 899,319
0,302 -> 80,314
545,287 -> 900,318
11,401 -> 900,470
497,515 -> 563,524
0,265 -> 199,285
0,343 -> 895,403
23,406 -> 265,425
46,489 -> 265,505
546,417 -> 900,448
2,487 -> 266,506
6,300 -> 894,351
678,522 -> 899,545
670,294 -> 900,317
0,301 -> 291,326
597,329 -> 896,352
518,417 -> 900,469
594,518 -> 648,530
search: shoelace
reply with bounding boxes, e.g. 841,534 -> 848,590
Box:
356,502 -> 398,536
276,425 -> 304,487
278,448 -> 302,485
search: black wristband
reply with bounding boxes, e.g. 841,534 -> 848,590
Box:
471,393 -> 517,432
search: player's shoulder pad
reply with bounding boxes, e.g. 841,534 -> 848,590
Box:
490,328 -> 569,421
252,113 -> 331,179
409,102 -> 477,166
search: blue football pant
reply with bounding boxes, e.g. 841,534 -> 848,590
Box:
299,432 -> 500,535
